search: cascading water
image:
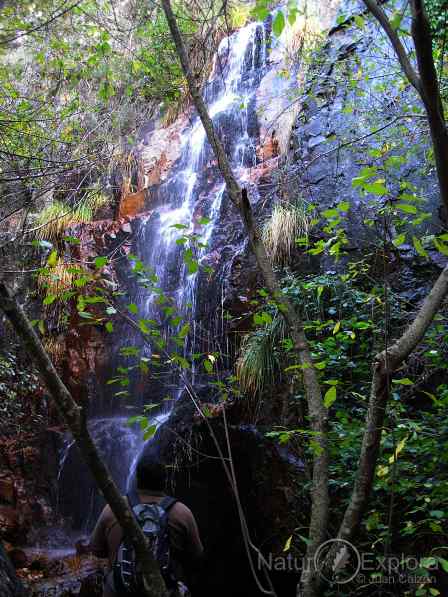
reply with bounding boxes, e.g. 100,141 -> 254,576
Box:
57,12 -> 295,539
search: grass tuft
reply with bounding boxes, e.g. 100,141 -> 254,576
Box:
262,201 -> 311,265
34,187 -> 108,243
236,315 -> 286,395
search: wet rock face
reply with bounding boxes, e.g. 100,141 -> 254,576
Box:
286,10 -> 445,289
0,542 -> 27,597
0,349 -> 61,546
0,429 -> 61,545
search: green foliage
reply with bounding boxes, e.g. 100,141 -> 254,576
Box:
34,192 -> 106,243
236,313 -> 286,394
0,350 -> 47,435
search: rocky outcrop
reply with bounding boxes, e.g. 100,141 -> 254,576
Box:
0,348 -> 60,547
141,395 -> 305,597
0,541 -> 27,597
286,6 -> 446,288
0,430 -> 61,546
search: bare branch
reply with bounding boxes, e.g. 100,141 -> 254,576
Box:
362,0 -> 422,93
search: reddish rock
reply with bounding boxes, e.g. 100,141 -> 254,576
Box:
256,130 -> 280,161
0,507 -> 20,542
118,189 -> 147,218
7,549 -> 28,570
0,477 -> 15,505
145,151 -> 169,186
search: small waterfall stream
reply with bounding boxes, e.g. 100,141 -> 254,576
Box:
56,12 -> 294,539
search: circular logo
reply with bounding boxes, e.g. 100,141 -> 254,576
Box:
314,538 -> 361,585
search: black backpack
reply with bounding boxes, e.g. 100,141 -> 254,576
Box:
113,495 -> 178,595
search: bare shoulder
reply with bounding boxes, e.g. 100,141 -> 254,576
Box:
99,503 -> 115,523
171,500 -> 195,520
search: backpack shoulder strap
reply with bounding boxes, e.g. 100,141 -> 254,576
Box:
126,490 -> 140,510
159,496 -> 177,513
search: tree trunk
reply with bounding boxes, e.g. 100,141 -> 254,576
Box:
0,282 -> 168,597
363,0 -> 448,216
338,264 -> 448,542
410,0 -> 448,218
160,2 -> 328,594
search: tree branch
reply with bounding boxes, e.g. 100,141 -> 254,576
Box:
362,0 -> 422,93
338,264 -> 448,542
363,0 -> 448,216
0,282 -> 168,597
410,0 -> 448,217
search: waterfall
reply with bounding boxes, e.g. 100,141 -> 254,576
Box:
56,12 -> 297,538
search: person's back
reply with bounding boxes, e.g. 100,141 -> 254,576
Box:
88,458 -> 204,597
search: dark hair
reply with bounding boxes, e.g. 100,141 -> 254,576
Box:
136,457 -> 166,491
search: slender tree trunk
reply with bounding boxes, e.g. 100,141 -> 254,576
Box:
332,0 -> 448,552
410,0 -> 448,217
362,0 -> 448,215
159,2 -> 329,594
338,264 -> 448,541
0,282 -> 168,597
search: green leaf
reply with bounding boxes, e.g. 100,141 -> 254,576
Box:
354,15 -> 365,28
203,359 -> 213,373
314,361 -> 326,370
434,238 -> 448,256
322,208 -> 339,219
436,557 -> 448,573
63,236 -> 80,245
392,378 -> 414,385
178,323 -> 190,338
363,181 -> 388,196
43,294 -> 57,305
47,250 -> 58,267
283,535 -> 292,552
105,321 -> 113,333
187,260 -> 199,274
138,319 -> 151,334
396,203 -> 418,214
377,465 -> 389,478
324,386 -> 337,408
128,303 -> 138,314
94,256 -> 108,268
309,439 -> 323,456
114,390 -> 130,398
337,201 -> 350,212
251,0 -> 269,21
143,424 -> 157,440
198,216 -> 211,225
272,10 -> 286,37
253,312 -> 273,325
390,11 -> 403,30
172,354 -> 190,369
392,233 -> 406,247
412,236 -> 428,257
